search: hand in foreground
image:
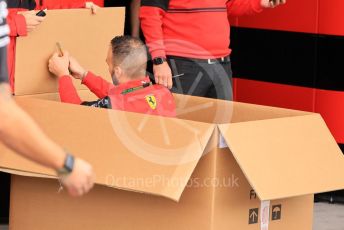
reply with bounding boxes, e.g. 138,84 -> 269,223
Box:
60,158 -> 95,197
261,0 -> 286,8
153,62 -> 173,89
22,11 -> 45,33
48,52 -> 70,77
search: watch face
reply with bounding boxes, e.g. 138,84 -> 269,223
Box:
65,154 -> 75,172
154,57 -> 165,65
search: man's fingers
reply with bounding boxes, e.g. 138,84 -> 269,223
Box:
62,51 -> 70,58
158,75 -> 167,87
27,25 -> 37,30
269,0 -> 275,7
162,76 -> 167,87
52,52 -> 59,58
66,184 -> 86,197
35,16 -> 45,22
75,187 -> 84,197
156,74 -> 173,88
157,75 -> 163,85
36,16 -> 44,21
87,177 -> 94,191
30,21 -> 40,26
167,75 -> 173,89
86,169 -> 94,190
91,5 -> 97,14
86,2 -> 99,14
164,75 -> 169,88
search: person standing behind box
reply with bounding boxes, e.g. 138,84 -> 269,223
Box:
140,0 -> 286,100
0,0 -> 95,197
6,0 -> 102,92
48,36 -> 176,117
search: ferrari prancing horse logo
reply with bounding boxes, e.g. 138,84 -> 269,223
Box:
145,95 -> 157,110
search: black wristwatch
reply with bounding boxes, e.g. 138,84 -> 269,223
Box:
153,57 -> 166,65
56,153 -> 75,176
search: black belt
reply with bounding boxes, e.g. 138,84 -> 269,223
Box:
167,55 -> 231,64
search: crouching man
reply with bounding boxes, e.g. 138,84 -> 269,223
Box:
48,36 -> 176,117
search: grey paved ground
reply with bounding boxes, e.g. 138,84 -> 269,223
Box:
0,202 -> 343,229
314,203 -> 344,230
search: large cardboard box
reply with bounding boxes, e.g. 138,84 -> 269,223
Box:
1,7 -> 344,230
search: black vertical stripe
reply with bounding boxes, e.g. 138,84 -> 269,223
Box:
231,27 -> 344,91
316,35 -> 344,91
230,27 -> 318,89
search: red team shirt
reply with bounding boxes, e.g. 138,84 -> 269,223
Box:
59,72 -> 177,117
140,0 -> 263,59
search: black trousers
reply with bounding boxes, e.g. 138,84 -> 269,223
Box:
167,56 -> 233,101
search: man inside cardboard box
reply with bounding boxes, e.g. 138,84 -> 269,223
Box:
48,35 -> 176,117
0,0 -> 94,197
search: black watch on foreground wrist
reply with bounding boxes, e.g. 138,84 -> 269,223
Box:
56,153 -> 75,177
153,57 -> 166,65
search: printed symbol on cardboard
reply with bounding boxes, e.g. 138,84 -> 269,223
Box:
249,208 -> 259,224
272,205 -> 282,221
250,189 -> 257,200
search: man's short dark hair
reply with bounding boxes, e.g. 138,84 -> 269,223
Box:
110,36 -> 147,79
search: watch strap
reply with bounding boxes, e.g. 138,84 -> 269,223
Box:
56,153 -> 75,177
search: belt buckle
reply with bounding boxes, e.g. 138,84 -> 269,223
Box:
207,59 -> 216,64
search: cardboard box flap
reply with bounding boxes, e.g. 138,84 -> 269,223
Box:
0,98 -> 216,201
17,89 -> 98,101
174,94 -> 310,124
219,114 -> 344,201
15,8 -> 124,96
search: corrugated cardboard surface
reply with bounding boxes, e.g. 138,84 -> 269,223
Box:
9,134 -> 220,230
4,95 -> 341,229
219,114 -> 344,201
17,89 -> 98,101
16,89 -> 98,101
212,147 -> 313,230
10,148 -> 217,230
9,138 -> 314,230
173,94 -> 310,124
0,98 -> 215,201
14,8 -> 124,96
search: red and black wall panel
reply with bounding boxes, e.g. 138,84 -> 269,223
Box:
318,0 -> 344,36
92,0 -> 104,7
230,0 -> 344,149
230,27 -> 318,112
235,0 -> 318,34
